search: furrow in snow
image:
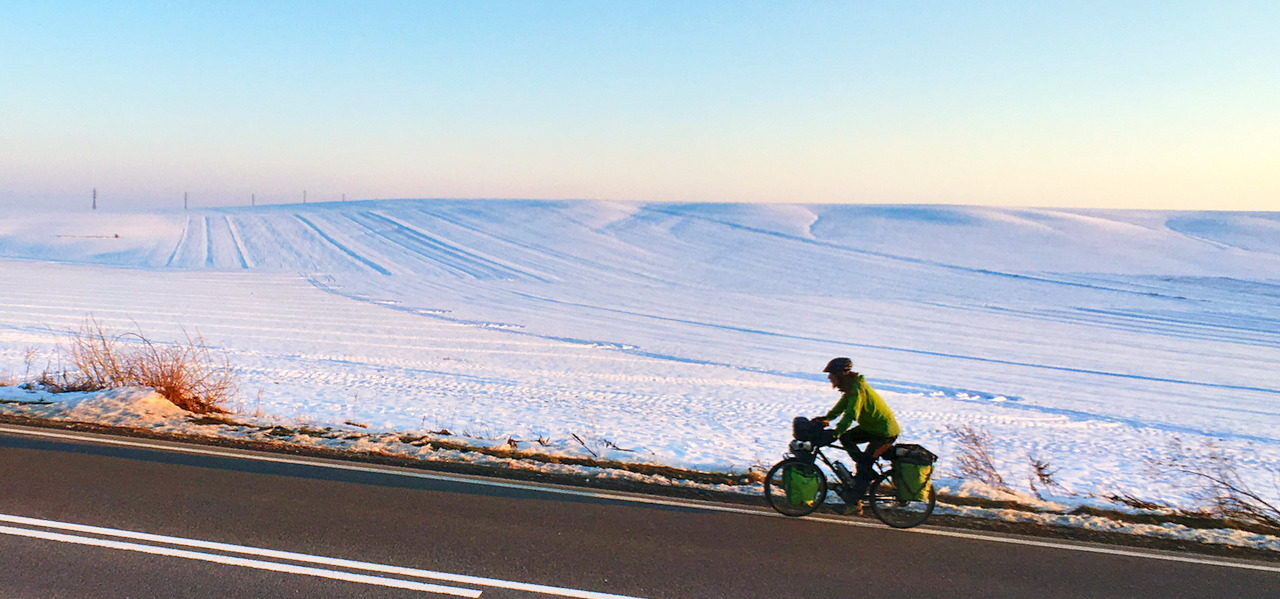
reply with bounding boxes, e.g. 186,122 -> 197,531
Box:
293,214 -> 392,275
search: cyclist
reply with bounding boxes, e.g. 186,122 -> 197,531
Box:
815,357 -> 900,507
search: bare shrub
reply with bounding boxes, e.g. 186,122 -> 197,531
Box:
131,334 -> 235,413
947,424 -> 1010,491
68,319 -> 130,389
1027,455 -> 1062,500
65,318 -> 235,414
37,369 -> 104,393
570,432 -> 599,458
1105,493 -> 1167,511
1150,444 -> 1280,531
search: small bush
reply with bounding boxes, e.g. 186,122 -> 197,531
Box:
947,424 -> 1010,491
65,318 -> 236,414
37,369 -> 105,393
1026,453 -> 1082,500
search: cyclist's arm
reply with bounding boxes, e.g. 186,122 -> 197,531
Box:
820,394 -> 848,426
831,387 -> 864,436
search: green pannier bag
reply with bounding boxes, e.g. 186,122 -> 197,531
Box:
783,463 -> 820,506
890,444 -> 938,502
892,462 -> 933,502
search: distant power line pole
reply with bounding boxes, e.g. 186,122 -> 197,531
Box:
251,193 -> 256,207
342,193 -> 346,202
184,192 -> 188,210
303,189 -> 307,204
92,188 -> 97,210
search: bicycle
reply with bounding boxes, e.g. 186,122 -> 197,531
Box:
762,427 -> 937,528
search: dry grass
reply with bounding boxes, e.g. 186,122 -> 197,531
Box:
37,369 -> 105,393
2,348 -> 41,387
947,424 -> 1010,491
64,318 -> 236,414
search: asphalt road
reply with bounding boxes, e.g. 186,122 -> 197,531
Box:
1,425 -> 1277,598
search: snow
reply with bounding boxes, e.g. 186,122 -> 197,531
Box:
1,199 -> 1277,548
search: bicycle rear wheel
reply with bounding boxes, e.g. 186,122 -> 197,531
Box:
868,471 -> 935,528
763,458 -> 828,517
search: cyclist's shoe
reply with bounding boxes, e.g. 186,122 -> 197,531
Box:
834,484 -> 865,515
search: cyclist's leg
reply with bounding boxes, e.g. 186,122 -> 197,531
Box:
838,428 -> 875,493
851,439 -> 895,497
839,428 -> 895,498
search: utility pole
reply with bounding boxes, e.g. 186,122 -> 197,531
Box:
342,193 -> 346,202
92,188 -> 97,210
251,193 -> 256,207
303,189 -> 307,204
184,192 -> 188,210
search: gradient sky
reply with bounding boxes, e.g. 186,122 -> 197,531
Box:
2,1 -> 1277,211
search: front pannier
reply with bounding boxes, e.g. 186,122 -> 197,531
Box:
783,463 -> 820,507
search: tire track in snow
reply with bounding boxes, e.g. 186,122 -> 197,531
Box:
1015,306 -> 1280,350
648,207 -> 1190,300
415,207 -> 665,285
293,215 -> 391,275
165,218 -> 191,267
303,277 -> 650,356
224,216 -> 252,269
355,211 -> 547,281
919,301 -> 1280,351
506,290 -> 1280,398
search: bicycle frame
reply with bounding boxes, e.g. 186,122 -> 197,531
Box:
791,441 -> 888,491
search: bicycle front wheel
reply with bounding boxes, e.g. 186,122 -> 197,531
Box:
763,458 -> 828,517
868,472 -> 936,528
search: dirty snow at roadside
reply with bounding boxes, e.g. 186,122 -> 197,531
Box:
1,199 -> 1277,531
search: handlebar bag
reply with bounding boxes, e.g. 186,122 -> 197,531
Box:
792,417 -> 836,446
792,417 -> 822,442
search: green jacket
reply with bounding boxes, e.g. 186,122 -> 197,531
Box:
824,373 -> 901,438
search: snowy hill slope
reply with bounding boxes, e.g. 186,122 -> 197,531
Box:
3,201 -> 1278,277
1,199 -> 1277,510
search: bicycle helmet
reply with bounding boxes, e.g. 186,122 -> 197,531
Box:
823,357 -> 853,373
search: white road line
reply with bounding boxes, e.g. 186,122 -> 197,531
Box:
0,513 -> 648,599
0,525 -> 480,597
4,425 -> 1278,574
890,525 -> 1280,572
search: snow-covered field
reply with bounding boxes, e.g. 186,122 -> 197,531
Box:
1,199 -> 1277,528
